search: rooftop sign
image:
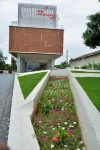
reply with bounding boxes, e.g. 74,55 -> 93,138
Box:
18,3 -> 57,28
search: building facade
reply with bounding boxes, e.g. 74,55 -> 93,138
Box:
70,50 -> 100,68
9,3 -> 64,72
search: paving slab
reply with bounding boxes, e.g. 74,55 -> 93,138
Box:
0,73 -> 15,142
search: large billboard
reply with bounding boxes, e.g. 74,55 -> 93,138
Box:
18,3 -> 57,29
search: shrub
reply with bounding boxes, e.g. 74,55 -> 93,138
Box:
87,63 -> 92,69
74,66 -> 79,69
81,65 -> 87,69
55,65 -> 66,69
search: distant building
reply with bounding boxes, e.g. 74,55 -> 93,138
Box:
70,50 -> 100,67
9,3 -> 64,72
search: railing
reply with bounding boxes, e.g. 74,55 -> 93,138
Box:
10,22 -> 63,29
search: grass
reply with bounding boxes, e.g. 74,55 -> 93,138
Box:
71,70 -> 100,73
18,72 -> 47,99
76,77 -> 100,111
32,77 -> 86,150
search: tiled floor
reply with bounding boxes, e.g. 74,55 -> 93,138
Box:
0,74 -> 15,142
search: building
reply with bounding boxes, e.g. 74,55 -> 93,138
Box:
9,3 -> 64,73
70,50 -> 100,67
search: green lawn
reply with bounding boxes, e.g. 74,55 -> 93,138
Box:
71,70 -> 100,73
18,72 -> 47,99
76,77 -> 100,111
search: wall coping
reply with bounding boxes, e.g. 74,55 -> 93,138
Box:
68,69 -> 100,150
8,70 -> 50,150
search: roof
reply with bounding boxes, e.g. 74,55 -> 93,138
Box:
71,50 -> 100,61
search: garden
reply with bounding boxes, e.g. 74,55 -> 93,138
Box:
32,77 -> 86,150
73,62 -> 100,70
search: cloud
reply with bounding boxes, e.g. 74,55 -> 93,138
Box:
0,0 -> 99,64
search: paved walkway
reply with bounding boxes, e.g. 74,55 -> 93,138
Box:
0,74 -> 15,142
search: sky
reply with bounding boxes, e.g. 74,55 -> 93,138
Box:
0,0 -> 99,64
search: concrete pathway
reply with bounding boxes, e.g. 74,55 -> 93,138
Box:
0,74 -> 15,142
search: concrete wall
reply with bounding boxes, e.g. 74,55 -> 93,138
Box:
70,54 -> 100,67
8,70 -> 50,150
68,70 -> 100,150
50,68 -> 68,76
9,26 -> 64,55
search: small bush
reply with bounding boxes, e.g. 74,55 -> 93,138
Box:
87,63 -> 92,69
55,65 -> 66,69
74,66 -> 79,69
81,65 -> 87,69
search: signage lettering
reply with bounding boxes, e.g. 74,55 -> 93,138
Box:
37,5 -> 55,20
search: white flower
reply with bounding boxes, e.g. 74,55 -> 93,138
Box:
74,122 -> 76,124
58,126 -> 61,128
64,122 -> 67,125
39,121 -> 41,123
51,144 -> 54,148
62,127 -> 65,130
76,149 -> 80,150
82,147 -> 85,150
71,126 -> 74,128
52,128 -> 55,130
64,145 -> 68,147
60,100 -> 62,102
79,141 -> 83,144
61,108 -> 64,110
57,123 -> 60,125
69,125 -> 72,127
44,132 -> 47,134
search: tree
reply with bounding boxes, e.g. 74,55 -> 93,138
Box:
11,57 -> 17,71
0,50 -> 7,70
83,13 -> 100,49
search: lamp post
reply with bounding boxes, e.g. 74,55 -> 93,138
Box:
66,50 -> 68,63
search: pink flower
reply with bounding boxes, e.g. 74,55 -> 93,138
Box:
68,130 -> 72,134
61,109 -> 66,113
52,137 -> 59,143
41,117 -> 45,122
52,121 -> 57,125
42,136 -> 46,141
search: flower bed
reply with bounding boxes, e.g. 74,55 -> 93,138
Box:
32,77 -> 86,150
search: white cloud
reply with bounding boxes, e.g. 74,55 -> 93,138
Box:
0,0 -> 99,65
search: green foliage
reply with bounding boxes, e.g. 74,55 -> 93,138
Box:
4,64 -> 10,70
55,61 -> 70,69
11,57 -> 17,70
77,77 -> 100,111
0,50 -> 7,70
58,128 -> 69,144
18,72 -> 47,99
71,70 -> 100,73
55,65 -> 66,69
40,102 -> 52,116
74,66 -> 79,69
92,62 -> 100,70
86,63 -> 92,69
33,78 -> 85,150
83,13 -> 100,49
